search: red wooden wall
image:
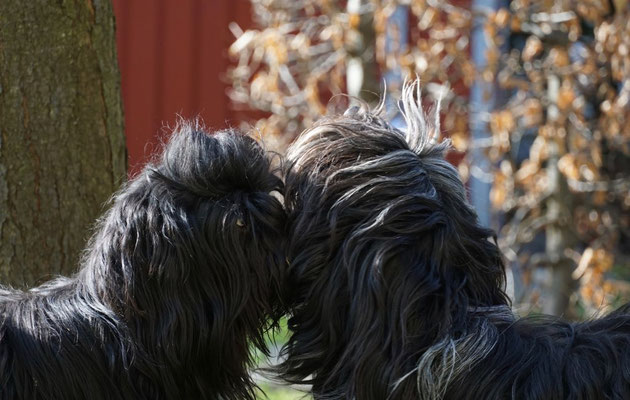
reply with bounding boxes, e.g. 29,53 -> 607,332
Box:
112,0 -> 252,174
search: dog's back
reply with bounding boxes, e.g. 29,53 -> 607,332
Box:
0,278 -> 138,399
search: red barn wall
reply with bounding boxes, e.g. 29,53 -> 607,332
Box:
112,0 -> 252,175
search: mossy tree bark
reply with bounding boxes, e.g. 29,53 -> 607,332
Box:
0,0 -> 126,287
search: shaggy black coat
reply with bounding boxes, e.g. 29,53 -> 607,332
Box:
0,125 -> 285,400
279,83 -> 630,400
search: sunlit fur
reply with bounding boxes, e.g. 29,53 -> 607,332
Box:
280,81 -> 630,399
0,124 -> 285,400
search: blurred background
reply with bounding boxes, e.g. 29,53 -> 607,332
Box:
1,1 -> 629,398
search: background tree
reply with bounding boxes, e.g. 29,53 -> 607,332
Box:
481,0 -> 630,316
0,0 -> 126,287
229,0 -> 630,318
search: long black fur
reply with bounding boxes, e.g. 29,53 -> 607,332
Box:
0,124 -> 285,400
279,82 -> 630,399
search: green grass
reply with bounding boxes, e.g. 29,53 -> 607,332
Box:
253,317 -> 311,399
252,316 -> 291,365
255,383 -> 311,400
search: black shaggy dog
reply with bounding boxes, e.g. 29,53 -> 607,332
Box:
280,82 -> 630,399
0,124 -> 285,400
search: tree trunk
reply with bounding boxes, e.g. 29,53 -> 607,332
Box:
346,0 -> 380,103
543,74 -> 576,316
0,0 -> 126,287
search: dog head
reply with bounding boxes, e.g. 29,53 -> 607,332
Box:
82,121 -> 285,398
280,82 -> 508,398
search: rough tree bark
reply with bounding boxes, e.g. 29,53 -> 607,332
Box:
0,0 -> 126,287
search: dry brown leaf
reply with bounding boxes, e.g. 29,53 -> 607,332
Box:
558,153 -> 580,180
522,36 -> 543,62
